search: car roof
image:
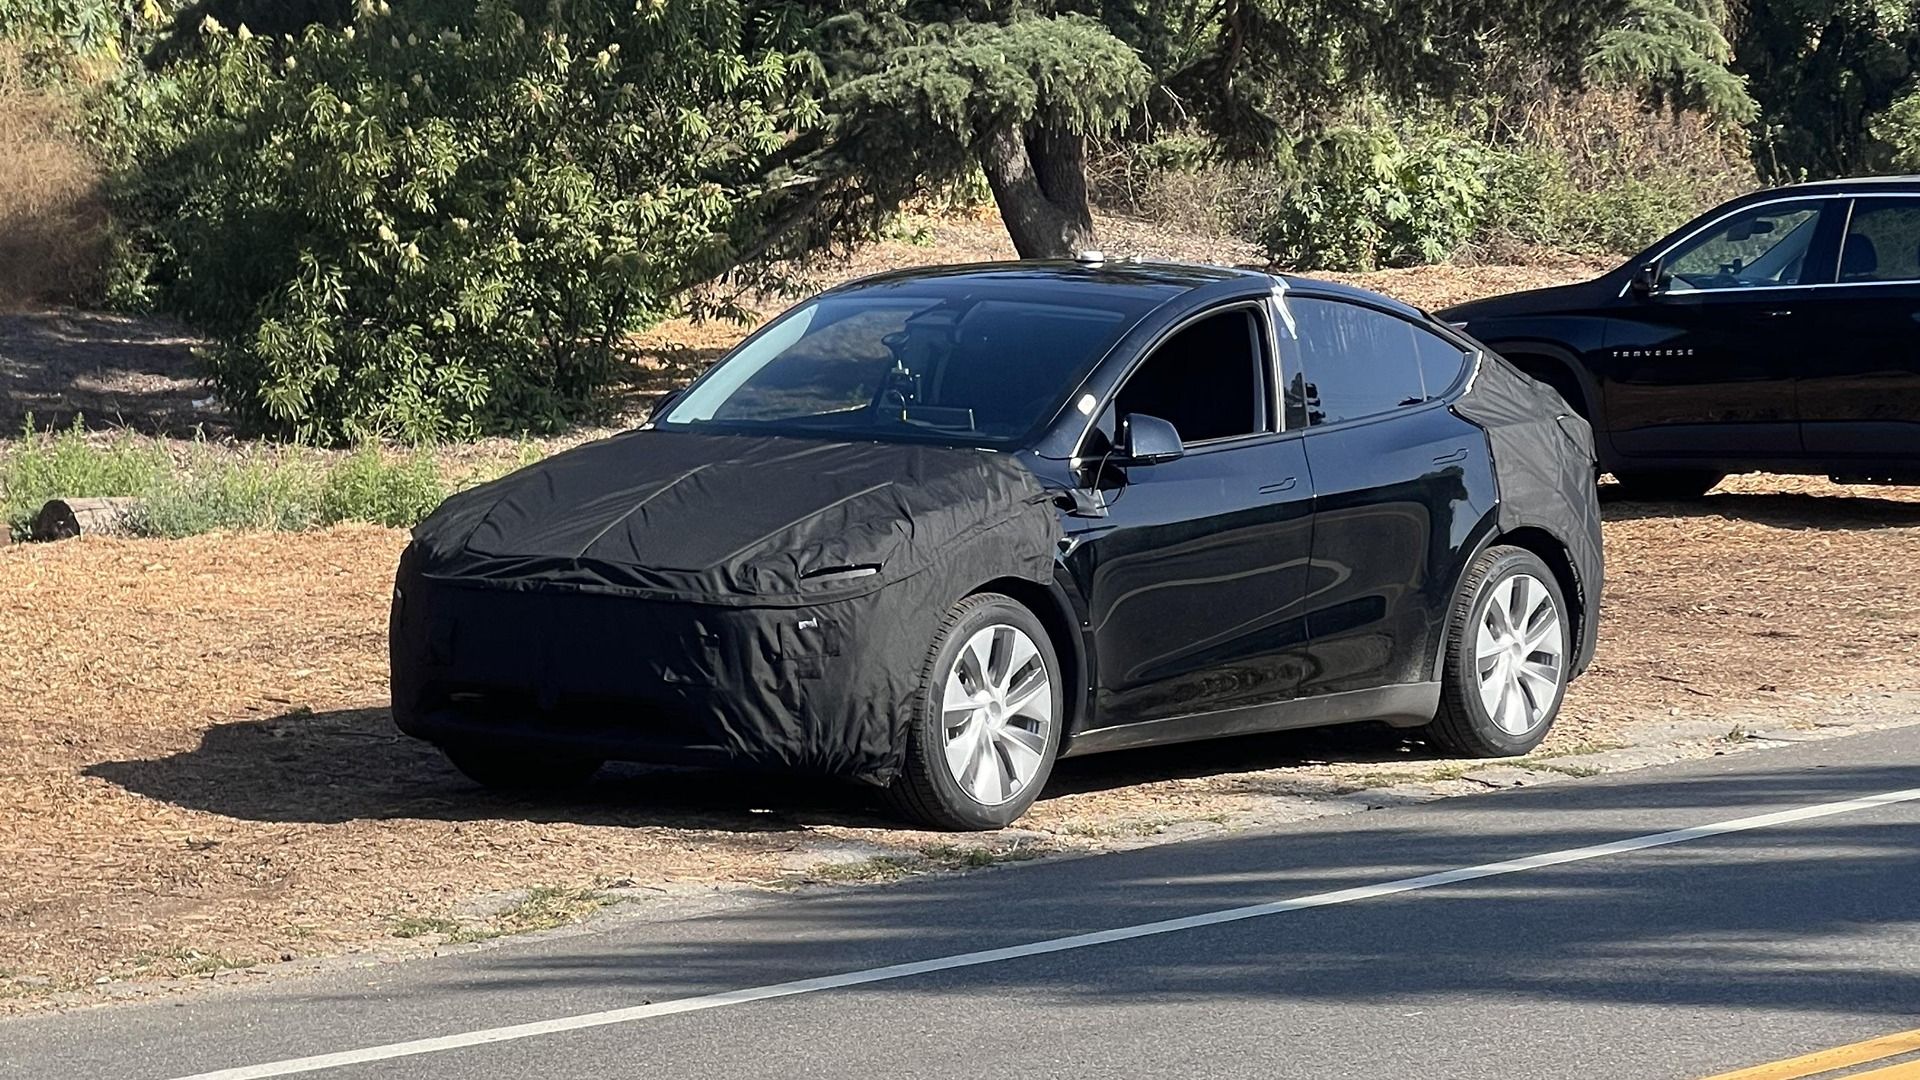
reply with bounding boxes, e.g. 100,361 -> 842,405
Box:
824,260 -> 1432,322
1752,175 -> 1920,197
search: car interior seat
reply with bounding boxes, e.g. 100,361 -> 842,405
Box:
1840,234 -> 1879,281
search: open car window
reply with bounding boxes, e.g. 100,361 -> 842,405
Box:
659,289 -> 1145,446
1665,201 -> 1824,291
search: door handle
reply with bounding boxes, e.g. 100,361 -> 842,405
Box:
1259,477 -> 1298,494
1432,447 -> 1469,465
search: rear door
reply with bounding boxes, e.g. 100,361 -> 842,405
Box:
1603,196 -> 1839,460
1798,195 -> 1920,460
1285,297 -> 1499,696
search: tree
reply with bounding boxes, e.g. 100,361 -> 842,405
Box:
738,0 -> 1652,259
1732,0 -> 1920,177
116,0 -> 811,442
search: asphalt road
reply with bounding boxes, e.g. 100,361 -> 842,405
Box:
7,726 -> 1920,1080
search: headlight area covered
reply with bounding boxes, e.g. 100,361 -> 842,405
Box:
390,431 -> 1062,785
1452,357 -> 1605,676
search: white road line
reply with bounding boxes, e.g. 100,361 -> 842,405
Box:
168,786 -> 1920,1080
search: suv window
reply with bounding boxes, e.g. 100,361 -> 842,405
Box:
1665,200 -> 1824,291
1284,298 -> 1437,426
1106,307 -> 1270,445
1837,199 -> 1920,284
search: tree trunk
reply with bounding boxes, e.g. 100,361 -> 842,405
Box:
977,122 -> 1096,259
29,497 -> 142,541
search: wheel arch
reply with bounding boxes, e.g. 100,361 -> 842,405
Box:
1433,523 -> 1592,682
967,575 -> 1092,751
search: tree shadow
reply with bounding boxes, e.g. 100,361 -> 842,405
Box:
1599,484 -> 1920,530
301,762 -> 1920,1026
0,308 -> 227,438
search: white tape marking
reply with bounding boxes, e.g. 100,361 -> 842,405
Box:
167,786 -> 1920,1080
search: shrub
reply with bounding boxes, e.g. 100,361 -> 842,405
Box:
136,447 -> 325,537
318,444 -> 446,527
114,3 -> 806,444
1257,115 -> 1491,272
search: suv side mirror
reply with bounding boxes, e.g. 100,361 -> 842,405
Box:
1629,261 -> 1666,297
1119,413 -> 1185,465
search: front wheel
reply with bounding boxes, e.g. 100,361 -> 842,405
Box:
886,593 -> 1062,830
1424,546 -> 1571,758
1611,470 -> 1723,500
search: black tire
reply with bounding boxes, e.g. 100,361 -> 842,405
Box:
1611,470 -> 1723,500
885,593 -> 1063,831
441,744 -> 603,791
1424,546 -> 1572,758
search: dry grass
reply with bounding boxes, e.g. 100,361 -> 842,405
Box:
0,50 -> 105,308
4,475 -> 1920,1002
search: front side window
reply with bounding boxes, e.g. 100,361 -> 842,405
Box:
659,289 -> 1144,445
1283,298 -> 1434,426
1837,199 -> 1920,284
1105,307 -> 1269,445
1664,200 -> 1824,291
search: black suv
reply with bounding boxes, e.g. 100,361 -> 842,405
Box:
1441,177 -> 1920,497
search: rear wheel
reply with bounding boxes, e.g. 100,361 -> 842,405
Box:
1425,546 -> 1571,758
441,744 -> 603,791
1611,470 -> 1723,500
886,593 -> 1062,830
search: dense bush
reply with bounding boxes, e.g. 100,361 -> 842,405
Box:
1101,88 -> 1755,272
1256,115 -> 1491,271
114,2 -> 807,444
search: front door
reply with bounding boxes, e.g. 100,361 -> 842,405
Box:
1603,196 -> 1838,460
1064,303 -> 1318,729
1799,196 -> 1920,459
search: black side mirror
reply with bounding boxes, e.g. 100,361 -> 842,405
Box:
1119,413 -> 1185,465
1629,261 -> 1666,297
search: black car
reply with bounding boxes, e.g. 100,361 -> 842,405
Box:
391,260 -> 1602,829
1442,176 -> 1920,498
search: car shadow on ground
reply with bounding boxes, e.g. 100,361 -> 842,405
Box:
1598,484 -> 1920,529
83,706 -> 1438,831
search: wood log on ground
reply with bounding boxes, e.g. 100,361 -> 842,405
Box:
30,497 -> 142,541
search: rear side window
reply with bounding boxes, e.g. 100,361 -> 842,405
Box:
1838,199 -> 1920,284
1285,298 -> 1447,426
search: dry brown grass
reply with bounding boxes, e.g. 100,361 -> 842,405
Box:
0,50 -> 106,308
4,475 -> 1920,1003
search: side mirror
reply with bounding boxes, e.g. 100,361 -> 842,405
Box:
1119,413 -> 1185,465
1629,261 -> 1666,297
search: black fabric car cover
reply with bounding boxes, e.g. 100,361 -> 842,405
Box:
390,431 -> 1063,785
1453,356 -> 1605,675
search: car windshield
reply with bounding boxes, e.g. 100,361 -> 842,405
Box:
656,286 -> 1150,446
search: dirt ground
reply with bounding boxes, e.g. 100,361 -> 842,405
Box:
5,472 -> 1920,1006
4,219 -> 1912,1007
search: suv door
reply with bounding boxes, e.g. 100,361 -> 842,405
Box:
1604,197 -> 1840,461
1062,302 -> 1318,733
1799,195 -> 1920,461
1284,296 -> 1498,697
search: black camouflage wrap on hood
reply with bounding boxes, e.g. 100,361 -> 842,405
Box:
1454,356 -> 1604,675
390,431 -> 1062,785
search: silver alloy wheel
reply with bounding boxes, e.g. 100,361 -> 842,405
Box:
1474,572 -> 1566,736
941,623 -> 1054,806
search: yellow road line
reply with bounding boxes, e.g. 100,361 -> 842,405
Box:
1845,1058 -> 1920,1080
1701,1029 -> 1920,1080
